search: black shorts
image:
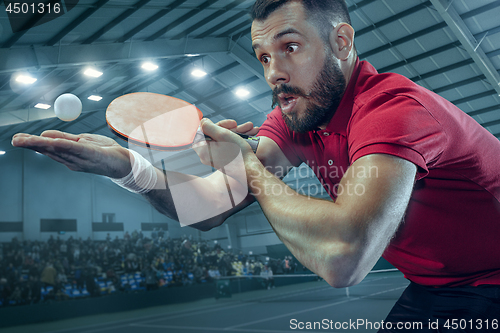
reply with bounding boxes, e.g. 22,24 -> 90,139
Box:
380,281 -> 500,332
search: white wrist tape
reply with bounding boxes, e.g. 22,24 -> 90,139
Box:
110,150 -> 158,194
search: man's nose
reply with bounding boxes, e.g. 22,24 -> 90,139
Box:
266,59 -> 290,86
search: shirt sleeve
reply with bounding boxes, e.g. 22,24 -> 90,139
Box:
257,107 -> 302,166
348,93 -> 447,179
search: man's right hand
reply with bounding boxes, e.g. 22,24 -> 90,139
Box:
193,119 -> 261,169
216,119 -> 260,136
12,130 -> 132,179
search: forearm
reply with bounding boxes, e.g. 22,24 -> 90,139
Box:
141,168 -> 181,221
243,153 -> 391,287
143,167 -> 253,231
244,154 -> 353,281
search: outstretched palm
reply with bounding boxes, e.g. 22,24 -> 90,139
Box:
12,130 -> 131,178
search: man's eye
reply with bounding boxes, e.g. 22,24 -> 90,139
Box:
286,45 -> 298,52
260,55 -> 270,64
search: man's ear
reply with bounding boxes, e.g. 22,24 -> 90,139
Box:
329,23 -> 355,60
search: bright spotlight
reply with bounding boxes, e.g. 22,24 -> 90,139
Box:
235,88 -> 250,98
84,68 -> 103,78
16,75 -> 37,84
34,103 -> 51,109
141,62 -> 159,71
191,69 -> 207,77
88,95 -> 103,101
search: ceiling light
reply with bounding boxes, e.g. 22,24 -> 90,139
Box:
191,69 -> 207,77
186,54 -> 200,57
88,95 -> 103,101
84,68 -> 103,78
0,151 -> 5,156
141,62 -> 158,71
15,75 -> 37,84
235,88 -> 250,98
34,103 -> 51,109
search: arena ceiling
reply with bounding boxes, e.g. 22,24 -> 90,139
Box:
0,0 -> 499,194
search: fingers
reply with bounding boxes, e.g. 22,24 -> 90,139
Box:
201,119 -> 257,154
11,133 -> 81,170
50,137 -> 80,153
236,122 -> 260,135
201,119 -> 230,141
12,133 -> 48,149
40,130 -> 80,141
233,122 -> 250,133
216,119 -> 237,129
11,132 -> 38,144
11,131 -> 130,177
11,133 -> 81,159
12,131 -> 79,148
215,119 -> 259,135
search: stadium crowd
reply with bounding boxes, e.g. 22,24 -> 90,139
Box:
0,230 -> 297,306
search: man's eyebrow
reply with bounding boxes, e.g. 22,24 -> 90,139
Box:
275,28 -> 301,40
252,28 -> 302,52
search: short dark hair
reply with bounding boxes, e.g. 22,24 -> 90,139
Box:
250,0 -> 352,42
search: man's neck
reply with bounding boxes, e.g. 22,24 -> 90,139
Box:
341,53 -> 357,87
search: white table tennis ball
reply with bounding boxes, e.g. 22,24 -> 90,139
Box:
54,93 -> 82,121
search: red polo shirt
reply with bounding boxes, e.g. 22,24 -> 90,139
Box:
258,59 -> 500,287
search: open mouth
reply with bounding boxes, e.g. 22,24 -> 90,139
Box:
281,95 -> 295,105
278,93 -> 298,113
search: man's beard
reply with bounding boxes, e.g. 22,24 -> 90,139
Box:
272,52 -> 346,133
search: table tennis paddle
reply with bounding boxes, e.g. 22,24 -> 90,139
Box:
105,92 -> 259,153
106,92 -> 249,227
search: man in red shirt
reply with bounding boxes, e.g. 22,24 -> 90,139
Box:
12,0 -> 500,330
